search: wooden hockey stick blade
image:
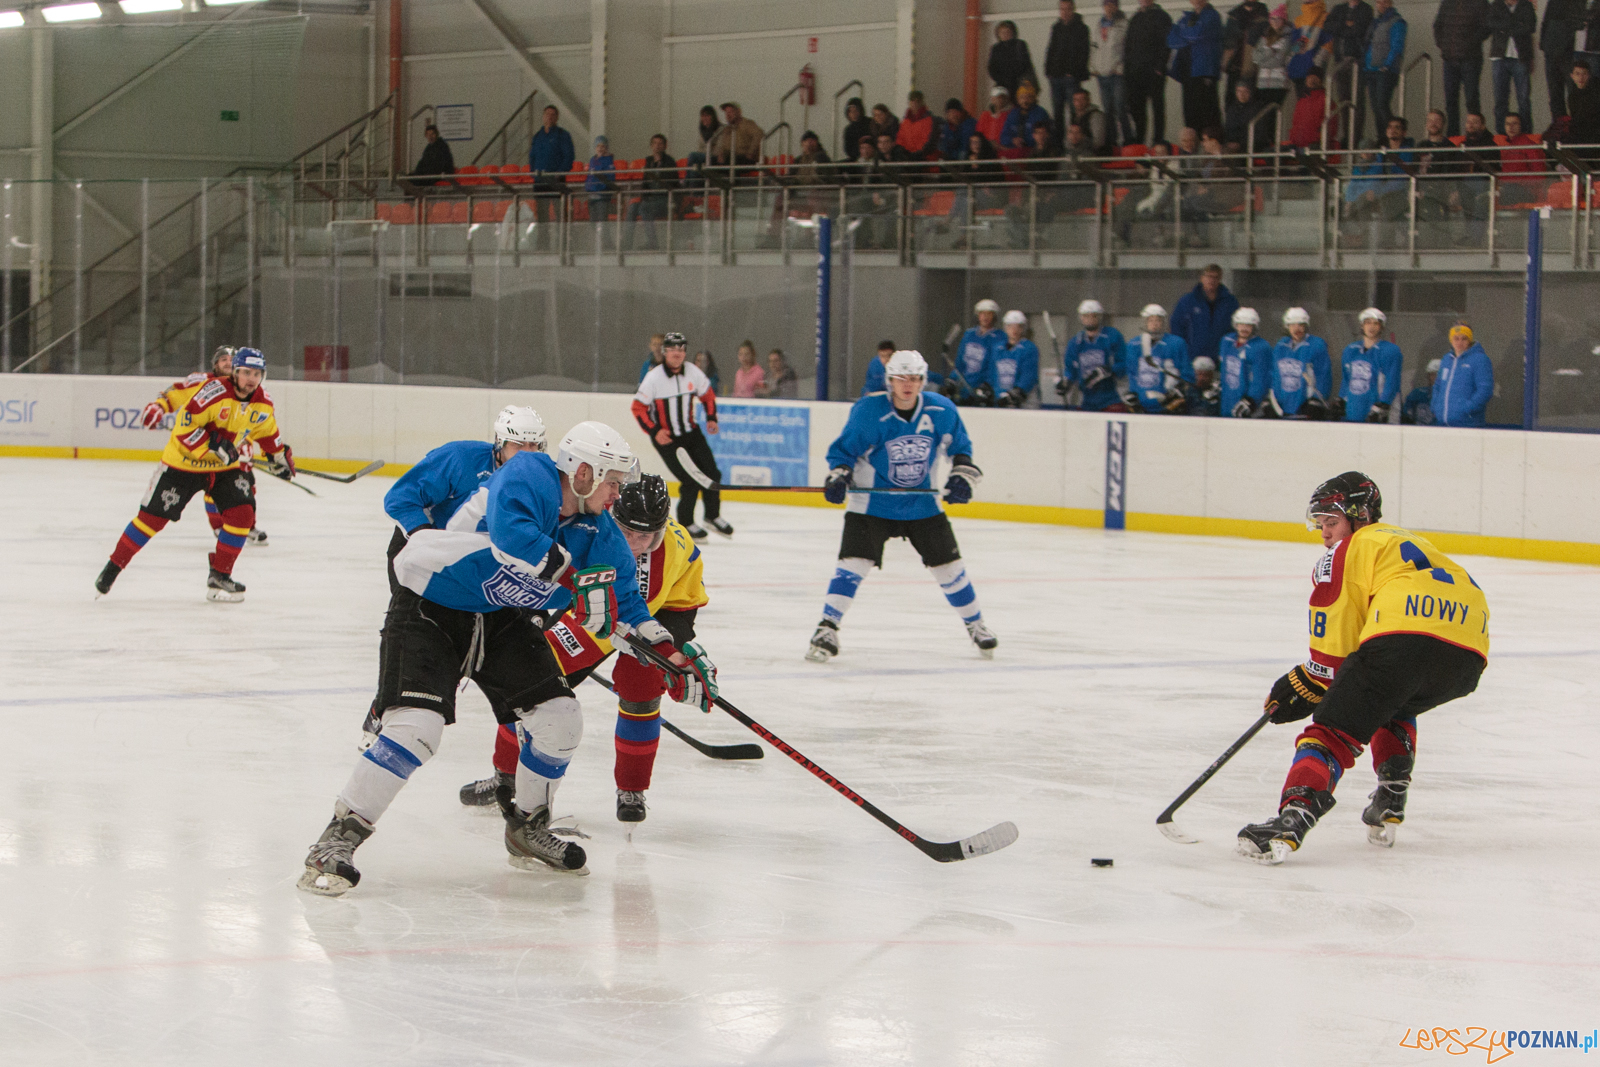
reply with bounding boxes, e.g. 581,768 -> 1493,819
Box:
1155,712 -> 1271,844
588,672 -> 762,760
714,484 -> 939,495
297,460 -> 385,483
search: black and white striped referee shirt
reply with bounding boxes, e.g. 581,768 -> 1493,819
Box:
631,363 -> 718,440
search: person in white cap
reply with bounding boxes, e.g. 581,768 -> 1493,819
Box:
1125,302 -> 1193,412
950,298 -> 1006,403
1337,307 -> 1403,423
1402,357 -> 1442,425
1218,306 -> 1272,417
1267,307 -> 1333,419
980,310 -> 1040,407
1061,298 -> 1129,410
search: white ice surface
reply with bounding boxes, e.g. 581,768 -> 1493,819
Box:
1,457 -> 1597,1067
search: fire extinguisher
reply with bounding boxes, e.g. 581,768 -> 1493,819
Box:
799,64 -> 816,106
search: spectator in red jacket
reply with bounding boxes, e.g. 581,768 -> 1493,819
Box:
1288,70 -> 1339,146
1497,111 -> 1547,201
897,91 -> 944,159
977,85 -> 1011,144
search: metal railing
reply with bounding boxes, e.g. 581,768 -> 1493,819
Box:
1398,52 -> 1434,132
470,91 -> 540,168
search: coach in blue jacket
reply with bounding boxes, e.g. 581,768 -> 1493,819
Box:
1432,324 -> 1495,427
1171,264 -> 1240,360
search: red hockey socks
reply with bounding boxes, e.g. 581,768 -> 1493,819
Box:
1281,723 -> 1364,802
614,704 -> 661,791
204,495 -> 222,534
110,510 -> 168,568
1370,717 -> 1417,770
492,722 -> 518,776
208,504 -> 253,575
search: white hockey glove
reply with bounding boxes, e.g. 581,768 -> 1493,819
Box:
1230,397 -> 1255,418
666,640 -> 719,713
943,459 -> 982,505
623,618 -> 680,665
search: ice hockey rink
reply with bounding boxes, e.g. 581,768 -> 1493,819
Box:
2,455 -> 1596,1067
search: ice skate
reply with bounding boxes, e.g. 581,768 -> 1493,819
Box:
505,804 -> 589,874
460,772 -> 514,811
686,523 -> 709,542
246,527 -> 268,547
805,619 -> 840,662
1362,756 -> 1412,847
1236,788 -> 1334,865
297,803 -> 375,896
966,618 -> 998,658
205,568 -> 246,603
707,517 -> 734,539
617,789 -> 647,824
94,561 -> 121,597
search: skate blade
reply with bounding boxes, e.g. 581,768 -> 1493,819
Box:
507,855 -> 590,876
206,589 -> 245,603
297,868 -> 354,896
804,647 -> 833,663
1366,823 -> 1397,848
1158,821 -> 1200,844
1235,838 -> 1292,865
976,645 -> 996,659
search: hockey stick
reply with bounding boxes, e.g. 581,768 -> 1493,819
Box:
294,460 -> 385,484
588,671 -> 764,760
714,484 -> 939,496
613,631 -> 1019,862
252,461 -> 318,495
1156,712 -> 1271,844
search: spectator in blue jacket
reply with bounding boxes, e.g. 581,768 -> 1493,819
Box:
1169,0 -> 1225,132
585,136 -> 617,218
1061,298 -> 1129,410
1125,303 -> 1193,411
1218,306 -> 1272,415
529,106 -> 576,224
1171,264 -> 1240,360
940,98 -> 978,160
1363,0 -> 1409,145
1337,306 -> 1404,421
1432,324 -> 1495,426
1000,82 -> 1054,151
862,340 -> 895,395
987,310 -> 1041,406
1268,307 -> 1334,416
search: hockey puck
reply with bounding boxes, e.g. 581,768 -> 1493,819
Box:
1090,858 -> 1114,868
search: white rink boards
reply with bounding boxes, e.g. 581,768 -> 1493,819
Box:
1,457 -> 1597,1067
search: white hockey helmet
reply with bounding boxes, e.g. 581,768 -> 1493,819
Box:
1426,358 -> 1442,374
1192,356 -> 1217,373
1358,306 -> 1387,324
1232,307 -> 1261,327
1003,309 -> 1028,326
975,298 -> 1001,315
555,421 -> 640,495
1283,306 -> 1311,327
1140,303 -> 1167,319
884,349 -> 929,380
494,405 -> 548,450
1078,299 -> 1105,316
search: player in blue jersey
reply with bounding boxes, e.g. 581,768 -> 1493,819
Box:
1335,307 -> 1403,423
1264,307 -> 1333,418
300,422 -> 711,896
805,350 -> 996,662
984,310 -> 1040,407
1125,304 -> 1193,412
945,298 -> 1006,403
1060,299 -> 1129,411
1218,307 -> 1272,417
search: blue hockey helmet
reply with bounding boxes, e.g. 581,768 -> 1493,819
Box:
233,347 -> 267,371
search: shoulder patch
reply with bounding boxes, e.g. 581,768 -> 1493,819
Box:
189,379 -> 227,410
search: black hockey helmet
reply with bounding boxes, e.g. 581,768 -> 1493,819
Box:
1307,471 -> 1382,529
663,331 -> 687,349
614,474 -> 671,532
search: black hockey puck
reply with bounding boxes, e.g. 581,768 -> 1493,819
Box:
1090,858 -> 1114,868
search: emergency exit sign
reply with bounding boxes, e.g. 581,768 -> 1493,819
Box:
220,110 -> 240,122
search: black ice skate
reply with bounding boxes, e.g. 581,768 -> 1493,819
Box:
707,517 -> 734,539
686,523 -> 709,542
298,802 -> 375,896
1362,755 -> 1413,848
205,568 -> 246,603
505,804 -> 588,874
1236,787 -> 1336,865
460,771 -> 515,813
94,561 -> 121,596
617,789 -> 647,823
805,619 -> 840,663
246,528 -> 268,547
966,618 -> 998,658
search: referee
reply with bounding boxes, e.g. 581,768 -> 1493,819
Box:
630,331 -> 733,540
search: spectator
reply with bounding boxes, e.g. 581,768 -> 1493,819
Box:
689,105 -> 720,167
1126,303 -> 1195,411
1176,124 -> 1201,159
940,98 -> 978,159
1127,0 -> 1174,143
1415,108 -> 1459,230
1268,307 -> 1334,417
966,132 -> 1008,209
977,86 -> 1012,145
1343,118 -> 1415,243
1488,0 -> 1536,133
1218,306 -> 1273,415
1567,61 -> 1600,147
990,19 -> 1041,98
1435,0 -> 1491,137
842,98 -> 872,161
1070,88 -> 1110,151
1062,299 -> 1129,410
1432,324 -> 1495,426
1093,0 -> 1134,148
1169,0 -> 1226,133
1363,0 -> 1408,139
1115,140 -> 1177,243
1222,0 -> 1270,97
876,131 -> 913,168
627,133 -> 678,251
1458,111 -> 1499,244
1337,306 -> 1403,422
585,136 -> 617,220
763,349 -> 799,399
640,333 -> 666,381
411,124 -> 455,185
794,129 -> 833,183
529,105 -> 575,223
1171,263 -> 1240,359
953,298 -> 1006,403
1036,125 -> 1099,223
732,341 -> 765,397
1001,82 -> 1054,153
982,310 -> 1041,406
1543,0 -> 1588,123
709,101 -> 763,170
1497,112 -> 1546,200
788,130 -> 835,219
897,91 -> 943,160
1181,127 -> 1243,224
870,103 -> 901,143
1224,82 -> 1266,148
1402,357 -> 1441,423
1289,0 -> 1331,84
1288,70 -> 1339,147
1328,0 -> 1376,142
863,340 -> 896,395
854,135 -> 905,248
1047,1 -> 1094,135
693,350 -> 721,394
1249,6 -> 1295,111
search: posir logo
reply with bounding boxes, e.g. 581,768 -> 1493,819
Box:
3,398 -> 40,424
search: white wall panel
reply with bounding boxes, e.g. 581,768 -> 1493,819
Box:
1398,426 -> 1483,534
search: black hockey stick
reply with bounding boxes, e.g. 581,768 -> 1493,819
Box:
613,632 -> 1019,862
714,484 -> 938,495
1157,712 -> 1271,844
296,459 -> 385,484
253,460 -> 318,495
588,671 -> 763,760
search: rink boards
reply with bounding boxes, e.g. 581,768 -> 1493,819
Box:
2,373 -> 1596,564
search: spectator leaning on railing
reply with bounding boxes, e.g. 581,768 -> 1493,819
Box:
1093,0 -> 1135,148
941,99 -> 978,159
991,19 -> 1041,99
1435,0 -> 1489,138
1433,325 -> 1494,426
1488,0 -> 1536,134
1127,0 -> 1173,143
412,124 -> 455,185
897,91 -> 943,160
709,102 -> 763,170
1169,0 -> 1225,133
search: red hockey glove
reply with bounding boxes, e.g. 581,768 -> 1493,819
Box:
278,442 -> 296,477
140,401 -> 167,429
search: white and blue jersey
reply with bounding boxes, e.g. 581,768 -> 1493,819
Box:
955,326 -> 1004,400
989,338 -> 1040,397
1269,336 -> 1333,416
1125,332 -> 1192,412
827,391 -> 973,521
1219,333 -> 1272,414
1338,339 -> 1402,421
384,440 -> 496,532
1063,327 -> 1126,411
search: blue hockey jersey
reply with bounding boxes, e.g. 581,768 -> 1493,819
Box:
989,338 -> 1040,397
827,391 -> 973,521
1063,326 -> 1127,411
954,326 -> 1004,400
1268,336 -> 1333,416
1218,333 -> 1272,415
384,440 -> 496,532
1338,339 -> 1402,421
1125,331 -> 1192,412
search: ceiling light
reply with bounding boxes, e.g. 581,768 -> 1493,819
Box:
120,0 -> 184,11
0,9 -> 25,26
205,0 -> 265,5
42,2 -> 103,20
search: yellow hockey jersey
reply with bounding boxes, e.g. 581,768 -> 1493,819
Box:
1305,522 -> 1490,683
160,377 -> 284,472
152,371 -> 217,418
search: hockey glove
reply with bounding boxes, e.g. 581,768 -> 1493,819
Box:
666,639 -> 719,713
1001,387 -> 1028,408
1161,386 -> 1188,414
970,381 -> 995,406
943,460 -> 982,505
277,443 -> 296,477
140,401 -> 167,429
1265,665 -> 1328,724
210,434 -> 240,466
1054,378 -> 1071,397
1081,365 -> 1114,390
624,618 -> 680,665
565,565 -> 619,638
1119,389 -> 1143,412
1230,398 -> 1255,418
823,466 -> 854,505
1364,401 -> 1389,424
938,378 -> 962,400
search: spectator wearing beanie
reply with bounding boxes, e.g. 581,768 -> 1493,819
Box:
940,99 -> 978,159
842,98 -> 872,161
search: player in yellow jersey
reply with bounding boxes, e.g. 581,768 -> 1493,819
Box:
1238,471 -> 1490,864
458,473 -> 715,825
96,348 -> 296,602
